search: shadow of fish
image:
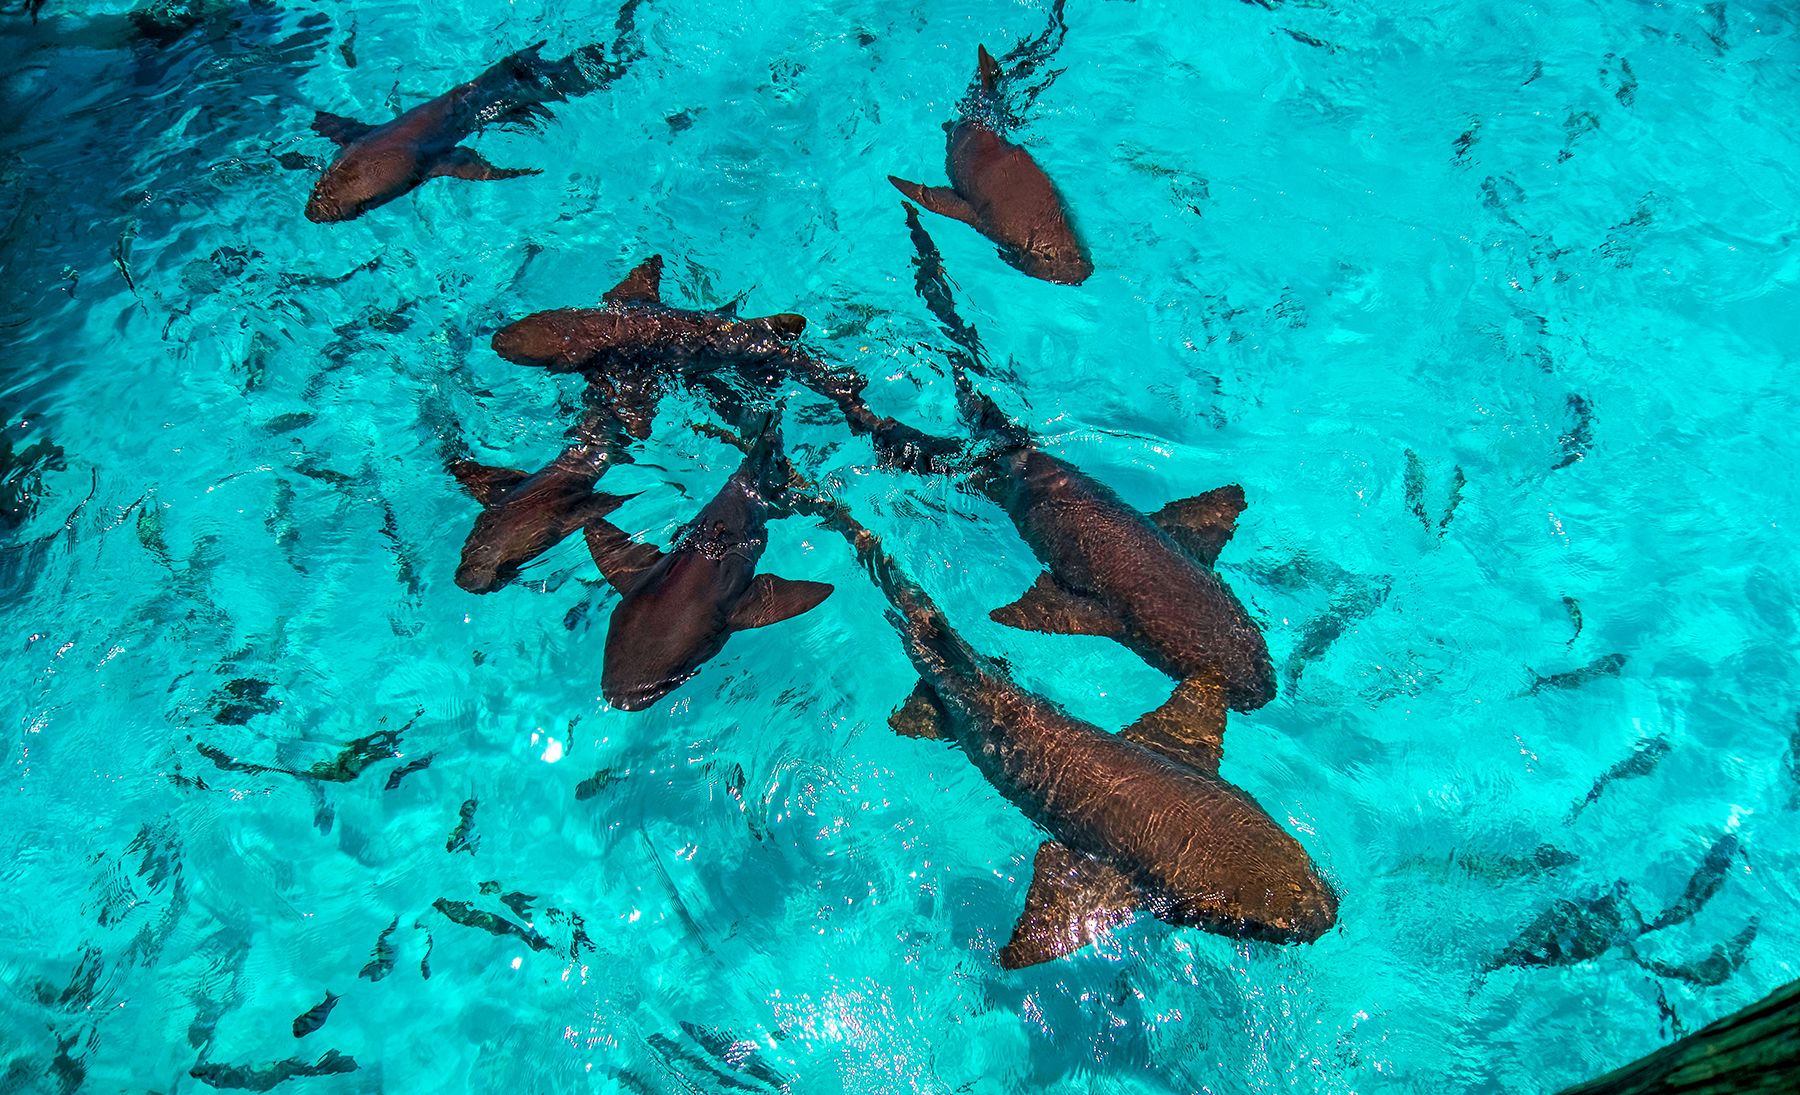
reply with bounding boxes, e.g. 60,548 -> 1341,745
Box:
889,46 -> 1092,284
810,500 -> 1335,967
583,422 -> 831,711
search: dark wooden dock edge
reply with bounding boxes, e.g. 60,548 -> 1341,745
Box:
1558,979 -> 1799,1094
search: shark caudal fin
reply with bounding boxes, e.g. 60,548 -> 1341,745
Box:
976,44 -> 1003,94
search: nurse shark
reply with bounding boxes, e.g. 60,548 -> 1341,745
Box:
491,255 -> 863,441
888,45 -> 1092,285
810,499 -> 1335,966
581,421 -> 832,711
305,4 -> 647,223
451,423 -> 634,594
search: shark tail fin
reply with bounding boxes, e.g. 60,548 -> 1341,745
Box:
976,44 -> 1002,95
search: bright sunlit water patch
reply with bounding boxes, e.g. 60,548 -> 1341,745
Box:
2,0 -> 1797,1092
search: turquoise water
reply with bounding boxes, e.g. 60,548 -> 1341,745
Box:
3,0 -> 1798,1090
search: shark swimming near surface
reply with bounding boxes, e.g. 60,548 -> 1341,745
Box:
491,255 -> 864,441
450,416 -> 635,594
581,420 -> 832,711
304,2 -> 647,222
805,497 -> 1335,966
839,203 -> 1275,710
889,45 -> 1092,284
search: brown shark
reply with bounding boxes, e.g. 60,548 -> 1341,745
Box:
451,433 -> 632,594
851,382 -> 1274,711
582,423 -> 832,711
490,256 -> 858,441
888,46 -> 1093,285
305,41 -> 565,223
813,501 -> 1336,966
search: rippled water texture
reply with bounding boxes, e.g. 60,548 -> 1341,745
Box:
3,0 -> 1798,1091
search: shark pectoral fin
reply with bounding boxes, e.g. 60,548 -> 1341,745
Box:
582,519 -> 662,595
602,256 -> 664,305
728,575 -> 834,631
990,573 -> 1122,638
750,313 -> 807,340
562,491 -> 635,535
1120,677 -> 1228,774
999,842 -> 1142,969
887,176 -> 980,227
450,461 -> 530,506
312,111 -> 375,146
429,147 -> 540,181
1149,485 -> 1246,567
890,680 -> 949,740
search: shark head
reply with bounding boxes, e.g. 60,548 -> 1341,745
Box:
305,148 -> 416,223
1004,239 -> 1094,286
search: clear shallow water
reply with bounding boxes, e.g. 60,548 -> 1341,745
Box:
2,0 -> 1798,1091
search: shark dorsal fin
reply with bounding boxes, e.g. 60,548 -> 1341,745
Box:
749,313 -> 807,340
890,679 -> 950,740
989,573 -> 1122,638
602,256 -> 664,306
451,461 -> 530,507
1149,485 -> 1245,567
1120,678 -> 1228,774
312,110 -> 375,147
998,841 -> 1141,968
727,574 -> 833,630
582,517 -> 663,595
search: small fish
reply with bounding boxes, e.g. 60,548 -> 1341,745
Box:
190,1050 -> 357,1090
1562,595 -> 1583,647
359,918 -> 398,982
1647,830 -> 1740,932
446,798 -> 479,855
574,769 -> 615,801
1635,919 -> 1757,987
1784,712 -> 1799,810
432,898 -> 553,952
291,991 -> 340,1038
1568,736 -> 1671,821
1522,652 -> 1626,696
417,926 -> 434,980
384,752 -> 435,791
1552,393 -> 1594,471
